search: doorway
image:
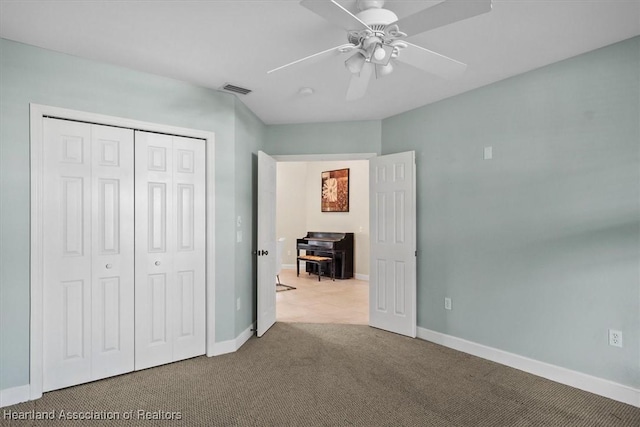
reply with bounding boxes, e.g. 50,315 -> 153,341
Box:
274,155 -> 373,325
257,150 -> 417,339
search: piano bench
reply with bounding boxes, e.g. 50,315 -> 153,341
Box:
297,256 -> 334,282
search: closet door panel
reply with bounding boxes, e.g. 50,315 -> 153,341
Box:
135,131 -> 174,370
134,132 -> 205,369
172,136 -> 206,360
43,119 -> 93,392
91,125 -> 135,380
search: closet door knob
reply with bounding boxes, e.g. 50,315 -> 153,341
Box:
106,264 -> 113,269
155,261 -> 161,266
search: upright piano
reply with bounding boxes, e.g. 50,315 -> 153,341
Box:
296,232 -> 354,279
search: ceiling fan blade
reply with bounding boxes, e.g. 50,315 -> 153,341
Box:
396,42 -> 467,79
267,44 -> 357,74
346,62 -> 374,101
391,0 -> 492,37
301,0 -> 371,32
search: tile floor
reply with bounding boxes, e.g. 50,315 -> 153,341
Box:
276,269 -> 369,325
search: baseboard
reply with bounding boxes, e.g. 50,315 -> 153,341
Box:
0,384 -> 30,408
355,273 -> 369,281
211,323 -> 255,356
417,327 -> 639,408
282,264 -> 296,270
234,322 -> 255,350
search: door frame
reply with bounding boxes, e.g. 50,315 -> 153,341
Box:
29,104 -> 216,400
268,152 -> 381,321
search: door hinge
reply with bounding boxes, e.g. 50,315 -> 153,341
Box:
415,251 -> 417,256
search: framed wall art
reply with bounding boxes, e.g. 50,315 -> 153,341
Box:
321,168 -> 349,212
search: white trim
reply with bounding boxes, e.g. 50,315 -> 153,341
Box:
0,385 -> 31,408
29,104 -> 44,401
205,126 -> 216,357
211,323 -> 255,356
354,273 -> 369,281
210,338 -> 236,356
272,153 -> 377,162
281,264 -> 297,270
29,104 -> 216,399
417,327 -> 640,408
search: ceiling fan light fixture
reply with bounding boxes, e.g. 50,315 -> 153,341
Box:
362,36 -> 381,51
376,62 -> 394,77
369,43 -> 394,65
345,52 -> 366,74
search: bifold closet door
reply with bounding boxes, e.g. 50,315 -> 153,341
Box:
43,119 -> 134,392
134,131 -> 206,370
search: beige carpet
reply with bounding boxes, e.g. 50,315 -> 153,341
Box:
3,323 -> 639,426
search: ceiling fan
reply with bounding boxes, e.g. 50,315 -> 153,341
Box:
268,0 -> 492,101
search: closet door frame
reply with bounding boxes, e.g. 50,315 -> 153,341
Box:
29,104 -> 216,400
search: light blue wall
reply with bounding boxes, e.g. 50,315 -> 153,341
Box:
265,120 -> 382,155
381,37 -> 639,388
234,100 -> 265,335
0,38 -> 246,390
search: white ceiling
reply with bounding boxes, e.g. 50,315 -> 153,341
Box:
1,0 -> 638,124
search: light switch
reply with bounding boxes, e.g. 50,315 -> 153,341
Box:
484,146 -> 493,160
236,216 -> 242,228
236,230 -> 242,243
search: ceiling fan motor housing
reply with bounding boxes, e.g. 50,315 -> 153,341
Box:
349,6 -> 399,47
356,7 -> 398,30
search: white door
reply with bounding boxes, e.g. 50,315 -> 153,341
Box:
172,136 -> 207,361
90,124 -> 135,380
43,119 -> 135,391
134,131 -> 206,370
257,151 -> 277,337
369,151 -> 417,337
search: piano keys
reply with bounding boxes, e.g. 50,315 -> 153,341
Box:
296,232 -> 354,279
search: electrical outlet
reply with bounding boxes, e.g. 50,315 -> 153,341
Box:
236,298 -> 241,311
444,297 -> 452,311
609,329 -> 622,347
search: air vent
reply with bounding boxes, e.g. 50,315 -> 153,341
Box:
221,83 -> 252,95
